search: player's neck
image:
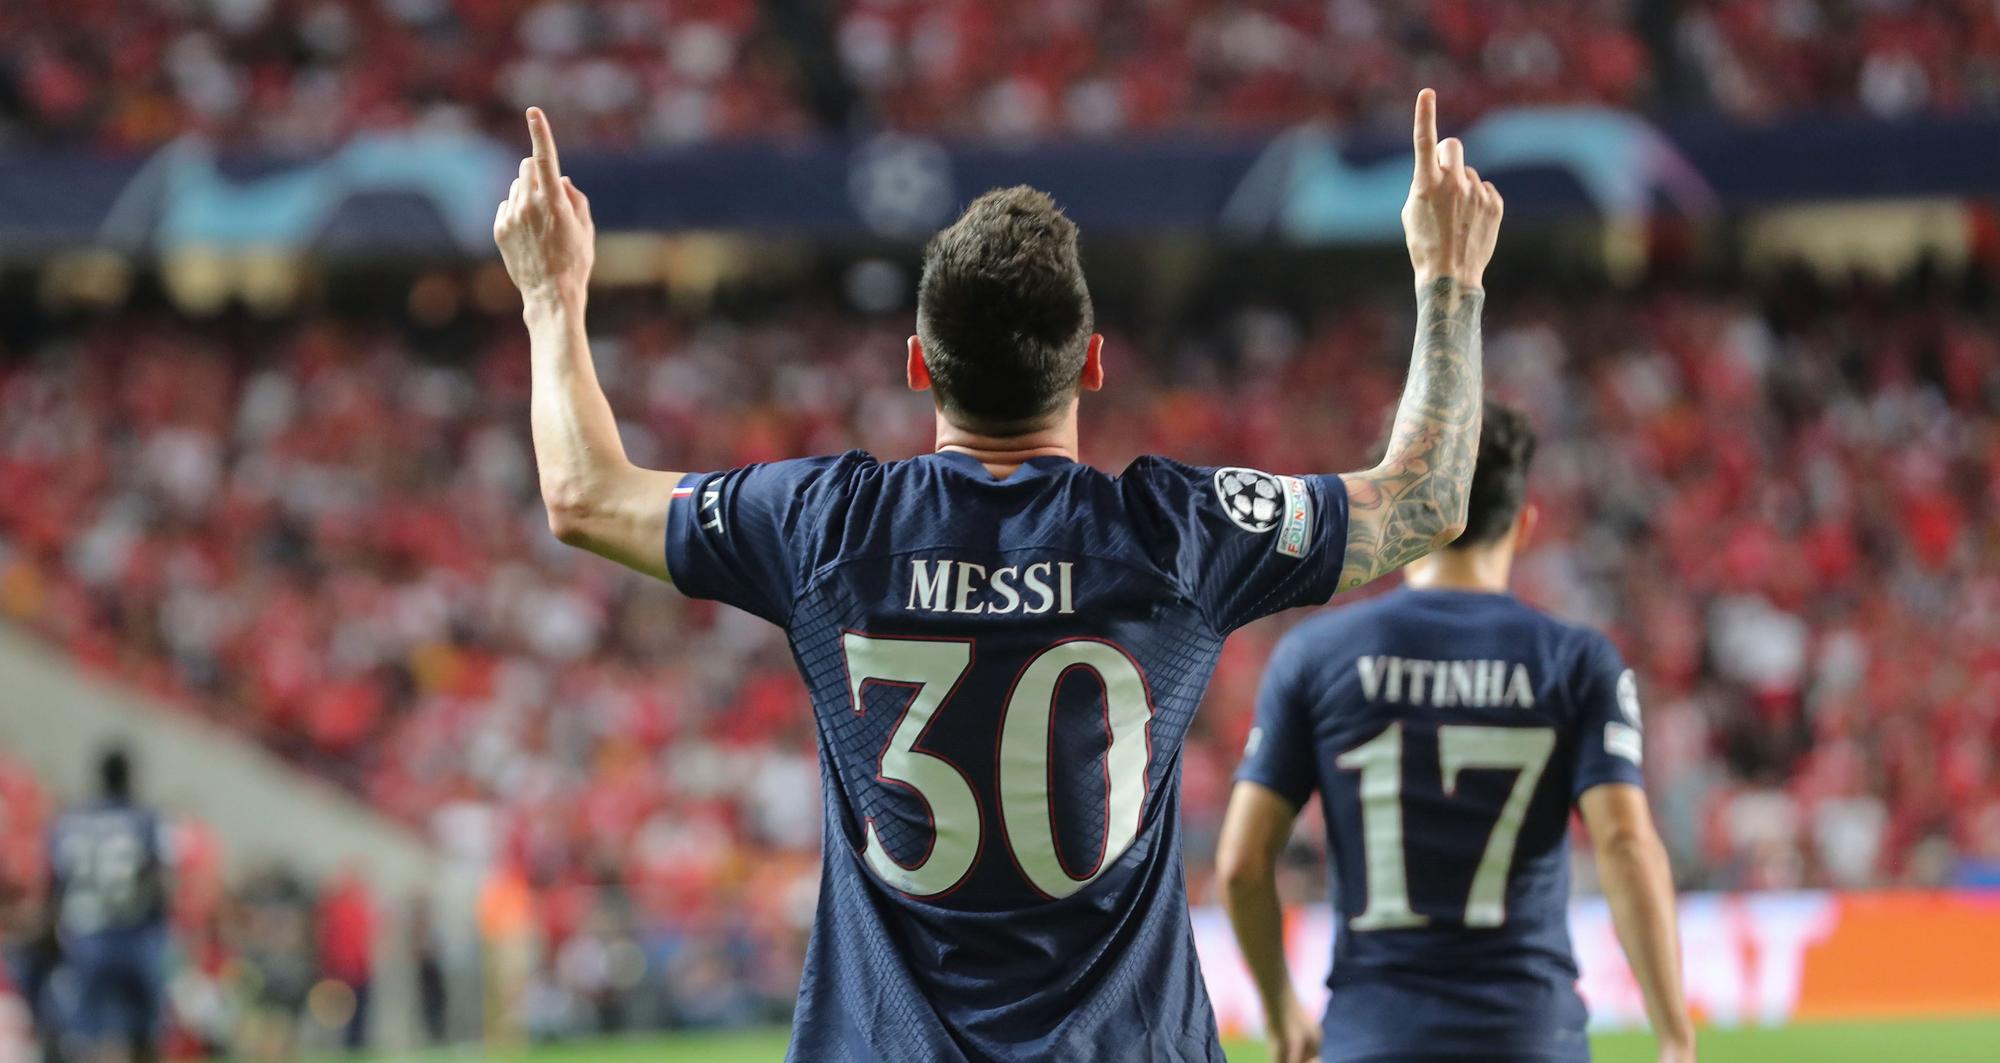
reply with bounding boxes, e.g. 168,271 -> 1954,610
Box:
934,413 -> 1078,479
1402,547 -> 1513,594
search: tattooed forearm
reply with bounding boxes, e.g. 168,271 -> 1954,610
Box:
1337,277 -> 1484,590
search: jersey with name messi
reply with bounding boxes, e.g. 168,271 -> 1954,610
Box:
667,451 -> 1348,1063
1237,588 -> 1645,1063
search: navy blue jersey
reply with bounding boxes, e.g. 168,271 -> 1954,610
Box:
1236,588 -> 1645,1063
49,801 -> 169,939
666,451 -> 1348,1063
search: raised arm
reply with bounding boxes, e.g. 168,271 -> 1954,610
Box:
494,108 -> 682,580
1579,784 -> 1696,1063
1338,90 -> 1503,591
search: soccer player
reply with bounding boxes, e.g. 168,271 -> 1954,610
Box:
494,89 -> 1502,1061
1216,402 -> 1695,1063
48,747 -> 172,1063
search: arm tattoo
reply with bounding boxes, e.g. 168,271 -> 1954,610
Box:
1338,277 -> 1484,591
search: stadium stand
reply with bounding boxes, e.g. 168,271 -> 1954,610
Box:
10,0 -> 2000,149
2,262 -> 1996,1035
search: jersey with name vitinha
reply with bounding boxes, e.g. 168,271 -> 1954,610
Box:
667,451 -> 1347,1063
1237,587 -> 1645,1063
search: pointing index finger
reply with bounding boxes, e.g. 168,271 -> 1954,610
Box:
1412,88 -> 1437,177
526,107 -> 562,192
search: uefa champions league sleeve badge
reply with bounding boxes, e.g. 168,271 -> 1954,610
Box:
1213,468 -> 1313,559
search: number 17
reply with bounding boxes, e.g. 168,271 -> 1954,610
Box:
1336,722 -> 1555,931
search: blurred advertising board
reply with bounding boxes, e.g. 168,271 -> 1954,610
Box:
1191,891 -> 2000,1035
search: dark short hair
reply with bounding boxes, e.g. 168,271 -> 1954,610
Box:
99,744 -> 133,801
916,187 -> 1094,432
1452,400 -> 1538,548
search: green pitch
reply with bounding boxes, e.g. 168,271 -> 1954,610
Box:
343,1017 -> 2000,1062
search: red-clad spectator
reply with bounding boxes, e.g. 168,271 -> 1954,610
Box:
317,868 -> 377,1051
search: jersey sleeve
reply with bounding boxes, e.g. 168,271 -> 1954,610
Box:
1121,457 -> 1348,633
1568,630 -> 1647,799
1233,631 -> 1319,807
664,453 -> 864,626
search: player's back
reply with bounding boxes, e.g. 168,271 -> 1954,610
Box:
50,799 -> 168,941
1238,588 -> 1643,1062
665,450 -> 1349,1063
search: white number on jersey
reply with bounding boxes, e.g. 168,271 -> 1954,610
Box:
57,818 -> 148,934
843,634 -> 982,896
843,633 -> 1155,900
1337,722 -> 1556,930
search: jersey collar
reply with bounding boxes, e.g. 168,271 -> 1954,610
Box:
925,449 -> 1076,483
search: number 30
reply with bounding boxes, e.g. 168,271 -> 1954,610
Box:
843,633 -> 1154,900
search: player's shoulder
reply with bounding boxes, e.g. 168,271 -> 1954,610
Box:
1285,591 -> 1396,642
749,449 -> 884,505
1110,454 -> 1197,498
702,449 -> 880,496
1528,607 -> 1619,665
1265,592 -> 1404,673
72,798 -> 149,820
1117,454 -> 1198,474
783,448 -> 879,480
58,798 -> 107,821
1113,454 -> 1279,496
1461,592 -> 1597,646
53,799 -> 135,838
1115,455 -> 1320,535
1506,604 -> 1628,700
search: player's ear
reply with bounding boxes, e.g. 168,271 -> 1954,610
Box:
1079,334 -> 1105,392
1515,503 -> 1539,549
907,336 -> 932,392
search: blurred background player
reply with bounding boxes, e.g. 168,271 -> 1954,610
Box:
491,91 -> 1499,1061
47,747 -> 172,1063
1218,402 -> 1694,1063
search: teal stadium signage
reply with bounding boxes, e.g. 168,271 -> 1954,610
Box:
0,109 -> 1993,252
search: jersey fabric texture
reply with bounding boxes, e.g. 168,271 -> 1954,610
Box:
49,800 -> 171,1039
666,450 -> 1348,1063
1237,588 -> 1645,1063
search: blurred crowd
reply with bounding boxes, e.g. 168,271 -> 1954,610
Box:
8,0 -> 2000,150
0,753 -> 417,1060
1,260 -> 1998,1043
